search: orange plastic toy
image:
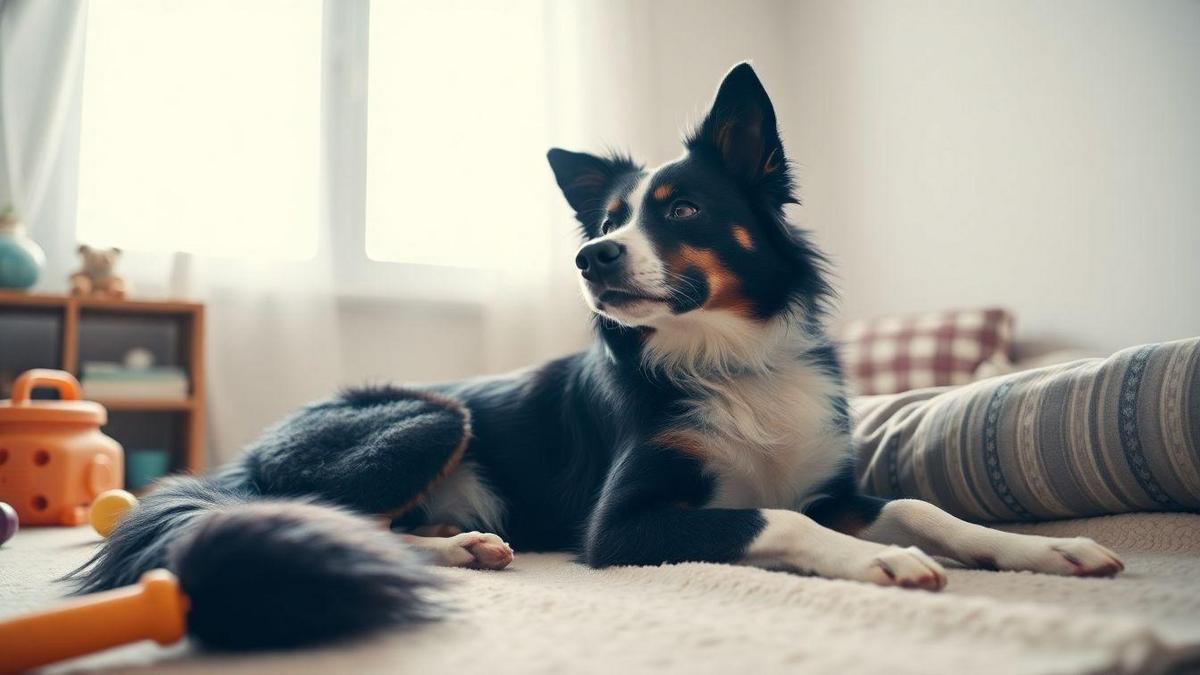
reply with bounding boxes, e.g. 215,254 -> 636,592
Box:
0,369 -> 123,525
0,569 -> 188,674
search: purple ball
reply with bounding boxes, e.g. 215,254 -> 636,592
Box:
0,501 -> 18,546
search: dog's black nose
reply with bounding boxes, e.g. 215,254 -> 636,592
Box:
575,240 -> 625,275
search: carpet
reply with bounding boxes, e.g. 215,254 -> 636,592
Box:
2,513 -> 1199,674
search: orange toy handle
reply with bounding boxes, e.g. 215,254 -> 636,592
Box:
0,570 -> 189,674
9,369 -> 83,405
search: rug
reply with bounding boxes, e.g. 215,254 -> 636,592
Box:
2,513 -> 1199,674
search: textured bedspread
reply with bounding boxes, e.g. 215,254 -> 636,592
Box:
3,513 -> 1199,674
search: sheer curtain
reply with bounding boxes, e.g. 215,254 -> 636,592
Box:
0,0 -> 343,464
0,0 -> 87,288
0,0 -> 741,462
190,257 -> 343,465
481,0 -> 662,373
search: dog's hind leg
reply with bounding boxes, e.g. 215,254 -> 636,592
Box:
245,386 -> 474,518
813,495 -> 1124,578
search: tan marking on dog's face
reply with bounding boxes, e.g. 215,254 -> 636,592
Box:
607,199 -> 624,214
670,245 -> 753,316
653,184 -> 674,201
732,225 -> 754,251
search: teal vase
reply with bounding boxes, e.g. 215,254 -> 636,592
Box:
0,211 -> 45,290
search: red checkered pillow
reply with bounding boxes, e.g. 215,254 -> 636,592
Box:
838,308 -> 1015,395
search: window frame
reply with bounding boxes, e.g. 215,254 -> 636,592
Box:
323,0 -> 504,303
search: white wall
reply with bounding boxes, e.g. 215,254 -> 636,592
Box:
784,0 -> 1200,355
337,0 -> 1200,384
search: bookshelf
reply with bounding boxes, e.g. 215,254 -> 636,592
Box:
0,291 -> 205,475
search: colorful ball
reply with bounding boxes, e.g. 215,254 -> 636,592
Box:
0,501 -> 18,546
90,489 -> 139,538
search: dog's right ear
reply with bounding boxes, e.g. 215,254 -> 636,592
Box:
546,148 -> 636,238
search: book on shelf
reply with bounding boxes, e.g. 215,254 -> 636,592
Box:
80,362 -> 190,401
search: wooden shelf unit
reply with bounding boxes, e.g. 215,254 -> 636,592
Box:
0,290 -> 206,474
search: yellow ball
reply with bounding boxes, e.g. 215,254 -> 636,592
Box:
90,489 -> 139,537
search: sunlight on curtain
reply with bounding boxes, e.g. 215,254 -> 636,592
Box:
75,0 -> 321,260
0,0 -> 86,270
365,0 -> 551,270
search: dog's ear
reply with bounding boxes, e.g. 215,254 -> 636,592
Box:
688,63 -> 790,200
547,148 -> 636,238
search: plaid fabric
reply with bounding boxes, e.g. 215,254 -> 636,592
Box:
839,308 -> 1014,395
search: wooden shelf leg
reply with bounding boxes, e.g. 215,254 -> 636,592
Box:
63,301 -> 80,374
186,307 -> 206,472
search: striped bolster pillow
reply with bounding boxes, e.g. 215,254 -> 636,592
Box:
853,338 -> 1200,521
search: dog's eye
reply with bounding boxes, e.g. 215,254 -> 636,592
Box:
601,218 -> 614,234
668,201 -> 699,220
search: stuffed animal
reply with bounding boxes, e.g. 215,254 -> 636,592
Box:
70,245 -> 128,299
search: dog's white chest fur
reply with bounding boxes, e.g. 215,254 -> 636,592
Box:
679,359 -> 848,510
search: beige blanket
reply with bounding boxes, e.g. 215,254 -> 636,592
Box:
2,513 -> 1199,674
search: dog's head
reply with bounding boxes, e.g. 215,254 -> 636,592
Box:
547,64 -> 829,343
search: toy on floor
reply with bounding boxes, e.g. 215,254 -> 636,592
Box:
90,489 -> 138,537
0,501 -> 17,545
0,369 -> 123,526
0,569 -> 187,674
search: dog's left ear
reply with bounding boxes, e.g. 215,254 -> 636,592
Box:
688,63 -> 787,191
547,148 -> 637,238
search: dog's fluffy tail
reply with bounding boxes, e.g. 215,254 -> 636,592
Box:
66,466 -> 435,650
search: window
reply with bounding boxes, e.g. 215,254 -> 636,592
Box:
364,0 -> 551,269
76,0 -> 554,273
77,0 -> 322,260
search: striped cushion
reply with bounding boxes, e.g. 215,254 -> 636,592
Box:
854,338 -> 1200,521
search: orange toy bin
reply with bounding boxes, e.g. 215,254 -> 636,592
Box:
0,369 -> 123,526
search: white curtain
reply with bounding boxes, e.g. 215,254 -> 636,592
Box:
479,0 -> 663,374
0,0 -> 342,465
190,258 -> 343,466
0,0 -> 776,463
0,0 -> 87,287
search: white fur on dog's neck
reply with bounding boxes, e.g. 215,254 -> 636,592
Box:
640,307 -> 814,385
641,305 -> 848,509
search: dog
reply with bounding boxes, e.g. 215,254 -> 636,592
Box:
72,63 -> 1123,650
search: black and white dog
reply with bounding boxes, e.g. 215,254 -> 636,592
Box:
75,64 -> 1122,650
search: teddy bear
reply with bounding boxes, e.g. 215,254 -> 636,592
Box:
69,245 -> 128,299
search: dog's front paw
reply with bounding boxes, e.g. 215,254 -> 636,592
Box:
446,531 -> 515,570
858,545 -> 947,591
999,536 -> 1124,577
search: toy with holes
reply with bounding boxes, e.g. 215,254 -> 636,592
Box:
0,369 -> 123,526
